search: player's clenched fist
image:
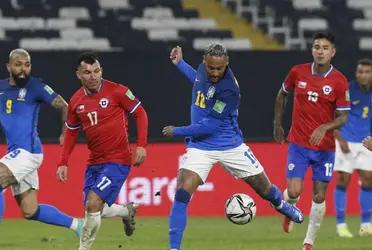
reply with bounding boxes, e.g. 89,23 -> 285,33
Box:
363,136 -> 372,151
162,126 -> 175,137
133,146 -> 146,167
56,165 -> 68,183
170,46 -> 183,65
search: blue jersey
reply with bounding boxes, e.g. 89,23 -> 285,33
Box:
339,80 -> 372,142
173,59 -> 243,150
0,77 -> 57,153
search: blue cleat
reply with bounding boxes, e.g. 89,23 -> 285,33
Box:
74,219 -> 84,238
276,201 -> 304,224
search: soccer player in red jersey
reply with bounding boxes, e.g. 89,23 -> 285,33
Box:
56,52 -> 148,250
274,32 -> 350,250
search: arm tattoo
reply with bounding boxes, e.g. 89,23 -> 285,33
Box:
51,95 -> 68,133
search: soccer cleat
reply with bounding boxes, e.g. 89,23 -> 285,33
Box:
282,216 -> 294,233
303,243 -> 313,250
336,224 -> 353,238
122,202 -> 138,236
276,201 -> 304,224
359,224 -> 372,236
75,219 -> 84,238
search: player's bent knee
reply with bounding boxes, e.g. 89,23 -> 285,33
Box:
24,207 -> 39,220
336,172 -> 351,186
312,193 -> 326,203
287,189 -> 301,199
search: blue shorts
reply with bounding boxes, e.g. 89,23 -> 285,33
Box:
83,163 -> 130,206
286,143 -> 335,182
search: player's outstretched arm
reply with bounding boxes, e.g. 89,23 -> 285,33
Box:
273,88 -> 288,144
51,95 -> 68,145
170,46 -> 196,84
363,136 -> 372,151
309,110 -> 348,145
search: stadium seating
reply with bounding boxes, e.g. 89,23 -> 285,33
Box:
0,0 -> 237,51
223,0 -> 372,50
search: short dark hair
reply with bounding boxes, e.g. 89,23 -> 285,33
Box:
357,58 -> 372,66
204,43 -> 228,57
77,52 -> 99,67
312,32 -> 335,45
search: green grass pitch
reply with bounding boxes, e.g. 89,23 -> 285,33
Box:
0,216 -> 370,250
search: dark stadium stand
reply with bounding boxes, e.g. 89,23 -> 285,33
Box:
0,0 -> 237,51
223,0 -> 372,50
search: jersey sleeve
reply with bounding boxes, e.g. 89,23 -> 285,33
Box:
282,66 -> 296,93
36,81 -> 58,104
335,77 -> 351,111
65,101 -> 81,130
115,85 -> 142,113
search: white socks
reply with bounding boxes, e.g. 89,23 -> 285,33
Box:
101,203 -> 129,218
283,189 -> 300,205
304,201 -> 326,245
79,212 -> 101,250
70,218 -> 79,231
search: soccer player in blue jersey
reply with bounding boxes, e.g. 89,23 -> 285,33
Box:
0,48 -> 82,235
334,59 -> 372,237
162,44 -> 304,250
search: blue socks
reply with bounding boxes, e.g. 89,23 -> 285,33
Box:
0,191 -> 4,222
169,189 -> 191,250
334,185 -> 346,224
29,204 -> 73,228
360,186 -> 372,224
265,184 -> 282,207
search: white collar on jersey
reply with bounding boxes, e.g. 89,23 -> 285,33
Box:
83,79 -> 103,95
311,62 -> 333,78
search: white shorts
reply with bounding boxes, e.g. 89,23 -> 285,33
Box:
0,148 -> 43,195
334,140 -> 372,174
179,143 -> 264,183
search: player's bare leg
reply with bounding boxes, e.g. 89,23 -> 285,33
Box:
14,189 -> 38,218
169,169 -> 202,250
303,181 -> 328,248
282,178 -> 303,233
0,164 -> 17,189
243,172 -> 303,223
334,171 -> 353,237
80,191 -> 105,250
358,170 -> 372,236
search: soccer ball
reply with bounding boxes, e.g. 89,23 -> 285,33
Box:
225,193 -> 256,225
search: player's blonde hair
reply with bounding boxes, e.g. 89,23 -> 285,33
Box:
204,43 -> 228,58
9,48 -> 31,62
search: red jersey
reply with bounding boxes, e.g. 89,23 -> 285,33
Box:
62,79 -> 148,166
283,63 -> 350,151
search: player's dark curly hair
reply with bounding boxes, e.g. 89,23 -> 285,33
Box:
357,58 -> 372,66
204,43 -> 228,57
312,32 -> 336,45
77,52 -> 99,67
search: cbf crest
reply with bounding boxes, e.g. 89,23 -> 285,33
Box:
17,88 -> 27,101
206,86 -> 215,100
99,98 -> 109,108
